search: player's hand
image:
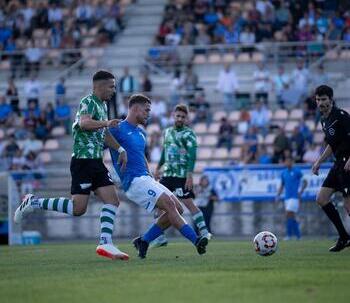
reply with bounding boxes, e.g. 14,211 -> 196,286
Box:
344,158 -> 350,172
312,161 -> 320,175
117,149 -> 127,171
106,119 -> 120,127
154,169 -> 161,181
185,173 -> 193,191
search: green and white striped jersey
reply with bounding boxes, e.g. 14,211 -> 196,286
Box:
159,126 -> 197,178
72,94 -> 107,159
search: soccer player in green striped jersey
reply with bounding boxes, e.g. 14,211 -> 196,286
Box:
151,104 -> 211,247
14,70 -> 129,260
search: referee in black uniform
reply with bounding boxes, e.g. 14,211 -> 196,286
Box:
312,85 -> 350,252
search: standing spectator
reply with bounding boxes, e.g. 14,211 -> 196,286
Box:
119,66 -> 138,95
290,126 -> 305,163
290,60 -> 309,106
140,72 -> 152,93
216,117 -> 234,151
253,62 -> 270,103
24,75 -> 41,107
272,65 -> 290,108
194,175 -> 218,234
24,40 -> 44,76
272,127 -> 290,163
55,77 -> 66,104
55,99 -> 71,134
6,77 -> 20,115
169,69 -> 183,107
216,63 -> 239,111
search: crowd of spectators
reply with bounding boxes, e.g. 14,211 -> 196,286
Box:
0,76 -> 71,175
155,0 -> 350,47
0,0 -> 127,77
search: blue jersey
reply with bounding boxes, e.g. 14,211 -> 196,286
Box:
109,120 -> 149,191
281,168 -> 303,200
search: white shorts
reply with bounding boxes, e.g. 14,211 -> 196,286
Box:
284,198 -> 300,213
125,175 -> 174,213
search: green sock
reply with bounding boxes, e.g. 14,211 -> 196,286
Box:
33,198 -> 73,215
193,211 -> 208,236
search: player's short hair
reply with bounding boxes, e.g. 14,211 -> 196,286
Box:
315,85 -> 333,99
93,70 -> 115,82
128,94 -> 151,108
174,104 -> 189,115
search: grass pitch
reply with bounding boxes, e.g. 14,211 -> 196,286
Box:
0,240 -> 349,303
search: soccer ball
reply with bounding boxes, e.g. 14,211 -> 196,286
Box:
253,231 -> 278,256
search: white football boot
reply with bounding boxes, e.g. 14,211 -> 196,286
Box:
14,194 -> 35,224
96,243 -> 129,261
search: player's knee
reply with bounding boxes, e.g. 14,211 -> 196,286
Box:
73,206 -> 87,216
163,197 -> 177,213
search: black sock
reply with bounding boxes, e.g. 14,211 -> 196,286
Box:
322,203 -> 349,239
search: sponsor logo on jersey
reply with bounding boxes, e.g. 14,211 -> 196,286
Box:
80,183 -> 92,189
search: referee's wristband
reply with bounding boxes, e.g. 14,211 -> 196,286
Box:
118,146 -> 125,153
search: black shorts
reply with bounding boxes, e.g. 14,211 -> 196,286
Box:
160,176 -> 195,199
322,163 -> 350,197
70,158 -> 114,195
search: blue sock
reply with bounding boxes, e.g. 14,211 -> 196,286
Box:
142,224 -> 163,243
179,224 -> 197,245
292,219 -> 301,239
286,218 -> 293,237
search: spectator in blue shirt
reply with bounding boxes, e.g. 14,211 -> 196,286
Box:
55,99 -> 71,134
55,77 -> 66,104
276,157 -> 308,240
0,95 -> 13,126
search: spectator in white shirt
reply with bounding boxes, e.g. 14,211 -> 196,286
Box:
170,69 -> 184,107
250,100 -> 270,134
253,62 -> 270,103
216,63 -> 239,111
24,40 -> 44,77
48,2 -> 63,24
303,143 -> 321,163
75,0 -> 93,26
272,65 -> 290,108
24,75 -> 41,106
150,96 -> 167,124
290,60 -> 309,105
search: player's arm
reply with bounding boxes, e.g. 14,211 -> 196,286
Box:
155,148 -> 165,180
275,178 -> 284,202
340,111 -> 350,171
312,144 -> 333,175
184,131 -> 197,191
107,127 -> 127,170
298,179 -> 308,199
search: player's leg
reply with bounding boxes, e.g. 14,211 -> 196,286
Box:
284,199 -> 300,240
93,164 -> 129,260
181,198 -> 211,239
317,186 -> 350,251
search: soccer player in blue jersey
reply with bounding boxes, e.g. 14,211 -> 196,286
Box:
276,157 -> 308,240
109,94 -> 209,258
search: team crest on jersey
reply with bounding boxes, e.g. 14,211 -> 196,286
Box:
329,128 -> 335,136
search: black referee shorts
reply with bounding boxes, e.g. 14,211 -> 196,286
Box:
160,176 -> 195,199
70,157 -> 114,195
322,163 -> 350,197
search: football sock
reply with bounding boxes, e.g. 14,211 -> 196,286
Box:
32,197 -> 73,215
322,202 -> 349,239
292,219 -> 301,239
179,224 -> 197,244
142,224 -> 163,243
286,218 -> 293,238
193,211 -> 209,236
99,204 -> 117,245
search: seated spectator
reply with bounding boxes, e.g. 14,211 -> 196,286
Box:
250,100 -> 269,134
6,77 -> 20,115
10,149 -> 25,171
239,26 -> 256,53
311,65 -> 329,88
303,143 -> 321,163
257,144 -> 272,164
3,135 -> 20,163
169,69 -> 184,107
150,96 -> 167,125
35,111 -> 51,140
183,64 -> 199,96
0,95 -> 13,126
119,66 -> 138,95
24,75 -> 42,107
290,60 -> 309,106
140,72 -> 152,93
55,99 -> 71,134
272,127 -> 290,163
24,39 -> 44,77
45,102 -> 55,126
21,131 -> 43,156
217,117 -> 234,151
24,110 -> 38,133
237,110 -> 251,135
243,127 -> 258,163
190,92 -> 211,125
